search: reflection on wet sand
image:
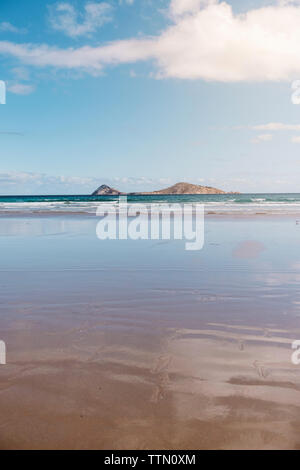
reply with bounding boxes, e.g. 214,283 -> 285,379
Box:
233,240 -> 266,259
0,315 -> 299,449
0,215 -> 300,449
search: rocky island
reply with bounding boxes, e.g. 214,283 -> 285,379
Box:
92,182 -> 238,196
92,184 -> 123,196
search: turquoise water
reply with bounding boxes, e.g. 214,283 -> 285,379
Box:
1,193 -> 300,214
1,193 -> 300,203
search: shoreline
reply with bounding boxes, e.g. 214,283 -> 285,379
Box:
0,210 -> 300,219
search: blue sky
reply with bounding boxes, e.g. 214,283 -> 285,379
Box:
1,0 -> 300,194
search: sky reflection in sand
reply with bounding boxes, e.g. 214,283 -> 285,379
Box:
0,215 -> 300,449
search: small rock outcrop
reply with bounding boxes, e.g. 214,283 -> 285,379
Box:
91,185 -> 122,196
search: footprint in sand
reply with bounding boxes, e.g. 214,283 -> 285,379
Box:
150,355 -> 172,374
150,372 -> 170,403
253,360 -> 271,379
150,384 -> 164,403
150,355 -> 172,403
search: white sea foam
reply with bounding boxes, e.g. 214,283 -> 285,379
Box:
1,195 -> 300,215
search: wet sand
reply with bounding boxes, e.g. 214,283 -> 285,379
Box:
0,215 -> 300,449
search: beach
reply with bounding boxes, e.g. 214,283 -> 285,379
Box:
3,0 -> 300,453
0,206 -> 299,450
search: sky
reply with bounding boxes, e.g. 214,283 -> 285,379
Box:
1,0 -> 300,194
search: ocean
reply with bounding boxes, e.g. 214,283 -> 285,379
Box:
1,193 -> 300,214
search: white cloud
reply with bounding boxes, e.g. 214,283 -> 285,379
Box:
0,22 -> 25,33
291,135 -> 300,143
155,1 -> 300,80
0,172 -> 175,191
169,0 -> 216,17
251,133 -> 273,144
48,1 -> 113,38
0,38 -> 153,72
277,0 -> 300,5
0,171 -> 42,184
253,123 -> 300,131
119,0 -> 134,5
4,1 -> 300,81
0,171 -> 101,189
7,83 -> 35,95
